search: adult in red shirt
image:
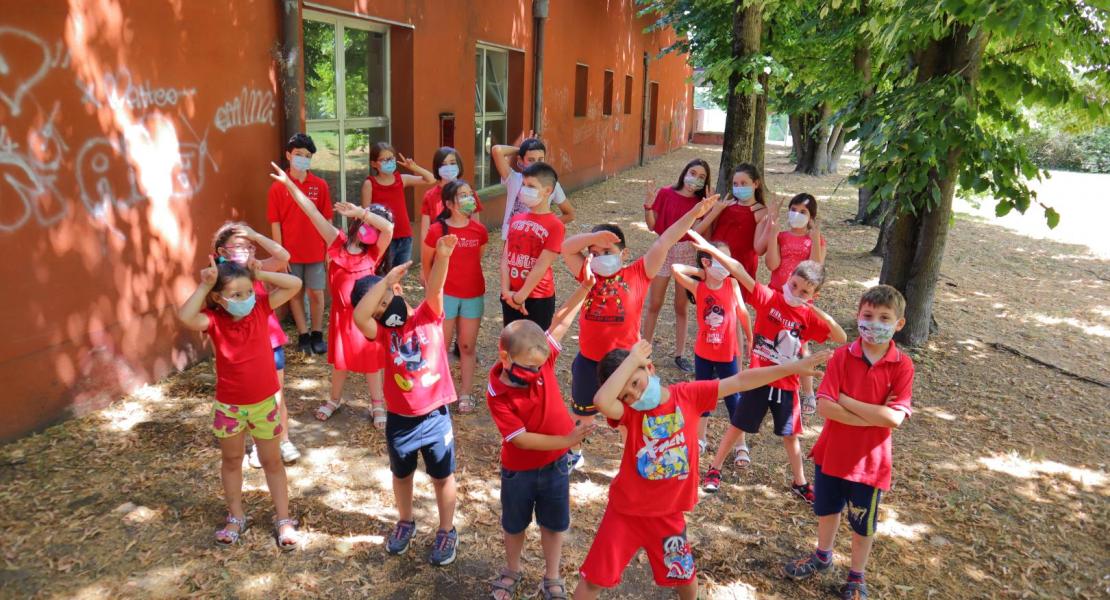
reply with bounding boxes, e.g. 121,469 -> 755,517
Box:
642,158 -> 712,374
361,141 -> 435,270
693,163 -> 773,280
418,146 -> 484,265
501,162 -> 565,331
267,133 -> 332,355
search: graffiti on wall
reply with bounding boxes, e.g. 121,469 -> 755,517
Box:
214,87 -> 275,132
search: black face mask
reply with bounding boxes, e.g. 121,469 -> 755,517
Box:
380,294 -> 408,328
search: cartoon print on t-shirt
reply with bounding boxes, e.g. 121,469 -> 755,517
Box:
662,531 -> 695,580
702,295 -> 725,345
584,274 -> 630,322
389,329 -> 441,391
636,406 -> 690,481
754,323 -> 803,365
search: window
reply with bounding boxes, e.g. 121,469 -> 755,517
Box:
475,45 -> 509,190
624,75 -> 633,114
603,70 -> 614,116
648,81 -> 659,145
574,64 -> 588,117
303,11 -> 389,215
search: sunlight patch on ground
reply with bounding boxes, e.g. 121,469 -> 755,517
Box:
288,378 -> 323,391
1028,314 -> 1110,338
1092,306 -> 1110,319
123,565 -> 185,597
100,399 -> 151,432
70,584 -> 113,600
918,406 -> 957,421
877,507 -> 931,540
977,453 -> 1107,487
236,573 -> 276,597
709,580 -> 759,599
571,479 -> 610,503
333,533 -> 385,554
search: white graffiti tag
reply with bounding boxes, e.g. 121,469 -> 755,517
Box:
214,87 -> 275,132
0,27 -> 68,117
80,68 -> 197,111
0,105 -> 69,232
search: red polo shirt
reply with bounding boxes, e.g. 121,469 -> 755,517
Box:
810,339 -> 915,490
266,171 -> 333,263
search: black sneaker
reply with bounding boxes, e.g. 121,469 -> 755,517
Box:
674,356 -> 695,373
310,331 -> 327,355
782,553 -> 832,580
839,581 -> 869,599
297,333 -> 312,354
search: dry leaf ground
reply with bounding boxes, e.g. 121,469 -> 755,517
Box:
1,145 -> 1107,599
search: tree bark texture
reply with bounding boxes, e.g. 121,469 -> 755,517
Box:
852,3 -> 879,224
717,0 -> 763,194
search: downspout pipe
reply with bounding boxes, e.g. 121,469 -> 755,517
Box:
532,0 -> 549,134
279,0 -> 302,143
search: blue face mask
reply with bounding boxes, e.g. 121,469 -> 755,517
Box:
630,375 -> 663,411
733,185 -> 754,200
438,164 -> 459,181
291,155 -> 312,172
223,293 -> 256,318
380,159 -> 397,174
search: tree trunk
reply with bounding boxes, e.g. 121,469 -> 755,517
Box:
792,110 -> 818,173
870,198 -> 893,254
717,0 -> 763,194
852,4 -> 878,224
827,123 -> 848,173
879,24 -> 985,346
752,70 -> 769,175
857,186 -> 881,226
788,113 -> 803,162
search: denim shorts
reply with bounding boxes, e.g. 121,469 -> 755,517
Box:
288,261 -> 326,290
272,346 -> 286,371
443,294 -> 485,320
694,355 -> 739,417
500,452 -> 571,534
388,236 -> 414,267
385,406 -> 456,479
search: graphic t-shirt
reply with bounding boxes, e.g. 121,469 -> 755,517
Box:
203,287 -> 280,406
576,258 -> 652,361
505,212 -> 565,299
266,171 -> 333,263
749,283 -> 832,391
769,231 -> 826,289
608,380 -> 718,516
423,219 -> 489,298
694,280 -> 740,362
382,301 -> 456,415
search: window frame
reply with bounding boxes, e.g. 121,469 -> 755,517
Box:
602,69 -> 614,116
475,43 -> 510,192
574,63 -> 589,118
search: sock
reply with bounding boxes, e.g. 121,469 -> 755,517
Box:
814,548 -> 832,563
847,570 -> 865,583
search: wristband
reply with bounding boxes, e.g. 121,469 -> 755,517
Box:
643,205 -> 653,210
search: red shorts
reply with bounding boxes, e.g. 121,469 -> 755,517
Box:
578,507 -> 696,588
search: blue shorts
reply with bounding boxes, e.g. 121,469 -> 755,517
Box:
388,236 -> 413,267
385,406 -> 456,479
694,355 -> 739,417
730,385 -> 800,436
272,346 -> 286,371
813,465 -> 882,537
501,453 -> 572,534
443,294 -> 485,320
571,353 -> 600,416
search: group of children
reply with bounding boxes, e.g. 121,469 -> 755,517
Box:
178,132 -> 914,600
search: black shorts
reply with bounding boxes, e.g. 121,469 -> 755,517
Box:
813,465 -> 882,537
571,353 -> 600,416
730,385 -> 801,436
501,296 -> 557,331
385,406 -> 456,479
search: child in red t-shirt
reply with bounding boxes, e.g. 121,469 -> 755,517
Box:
418,146 -> 484,252
672,241 -> 753,455
351,236 -> 460,566
501,162 -> 565,331
486,258 -> 597,600
361,141 -> 435,268
269,163 -> 396,427
783,285 -> 914,600
560,195 -> 719,470
691,231 -> 846,501
693,163 -> 772,280
177,256 -> 304,550
574,341 -> 830,599
422,179 -> 489,413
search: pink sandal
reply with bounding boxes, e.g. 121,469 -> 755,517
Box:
215,514 -> 252,546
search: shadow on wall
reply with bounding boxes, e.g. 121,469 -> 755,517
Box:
0,0 -> 282,441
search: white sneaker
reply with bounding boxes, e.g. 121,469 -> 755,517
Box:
801,393 -> 817,416
280,440 -> 301,464
567,451 -> 585,472
246,443 -> 262,469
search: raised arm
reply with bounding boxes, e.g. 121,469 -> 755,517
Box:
269,162 -> 340,246
809,304 -> 848,344
687,229 -> 756,293
256,269 -> 303,309
671,264 -> 702,295
425,235 -> 456,316
764,227 -> 782,272
359,178 -> 374,208
554,195 -> 576,225
548,256 -> 596,344
809,221 -> 826,264
491,144 -> 519,180
335,201 -> 394,258
236,225 -> 289,271
642,180 -> 658,231
643,195 -> 718,277
718,349 -> 832,398
177,257 -> 217,332
693,199 -> 730,237
753,196 -> 780,255
593,340 -> 653,421
561,230 -> 620,279
353,261 -> 410,341
397,153 -> 436,186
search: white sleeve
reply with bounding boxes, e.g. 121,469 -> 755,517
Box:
551,182 -> 567,204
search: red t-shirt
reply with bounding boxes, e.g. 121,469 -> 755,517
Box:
650,187 -> 699,236
486,334 -> 576,471
203,287 -> 280,405
576,258 -> 652,361
382,301 -> 456,415
505,212 -> 565,299
711,203 -> 761,279
609,380 -> 718,516
694,280 -> 740,362
369,175 -> 412,239
266,171 -> 333,263
423,219 -> 489,298
769,231 -> 827,290
326,232 -> 383,372
421,184 -> 484,220
810,340 -> 915,490
748,283 -> 832,391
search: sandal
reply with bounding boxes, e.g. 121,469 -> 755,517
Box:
273,517 -> 301,551
370,400 -> 387,430
458,394 -> 476,414
489,567 -> 522,599
315,399 -> 343,421
733,443 -> 751,468
539,576 -> 569,600
214,514 -> 252,546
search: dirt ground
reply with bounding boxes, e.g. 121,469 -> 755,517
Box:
1,145 -> 1107,600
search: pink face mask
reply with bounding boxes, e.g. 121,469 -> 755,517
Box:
358,224 -> 380,245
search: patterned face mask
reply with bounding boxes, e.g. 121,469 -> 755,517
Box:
858,319 -> 896,345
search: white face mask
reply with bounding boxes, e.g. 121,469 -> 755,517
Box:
707,260 -> 729,281
782,282 -> 807,307
787,210 -> 810,229
591,254 -> 622,277
518,185 -> 542,208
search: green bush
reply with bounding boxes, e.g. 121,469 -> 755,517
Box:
1075,128 -> 1110,173
1015,126 -> 1110,174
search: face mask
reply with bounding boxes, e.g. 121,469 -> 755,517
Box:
358,224 -> 379,245
457,196 -> 478,216
226,248 -> 251,265
733,185 -> 754,200
684,175 -> 705,192
630,375 -> 663,411
290,155 -> 311,172
858,319 -> 896,345
438,164 -> 459,181
506,362 -> 541,387
223,293 -> 256,318
518,185 -> 542,208
380,294 -> 408,328
782,283 -> 806,307
707,260 -> 729,281
591,254 -> 622,277
380,159 -> 397,175
787,210 -> 810,229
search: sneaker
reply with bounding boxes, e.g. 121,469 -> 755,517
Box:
839,581 -> 869,599
280,440 -> 301,464
783,553 -> 832,580
245,443 -> 261,469
567,451 -> 585,472
698,439 -> 707,456
702,467 -> 722,493
801,393 -> 817,416
310,331 -> 327,355
428,528 -> 458,566
297,333 -> 312,355
791,482 -> 816,504
386,520 -> 416,555
674,355 -> 695,373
